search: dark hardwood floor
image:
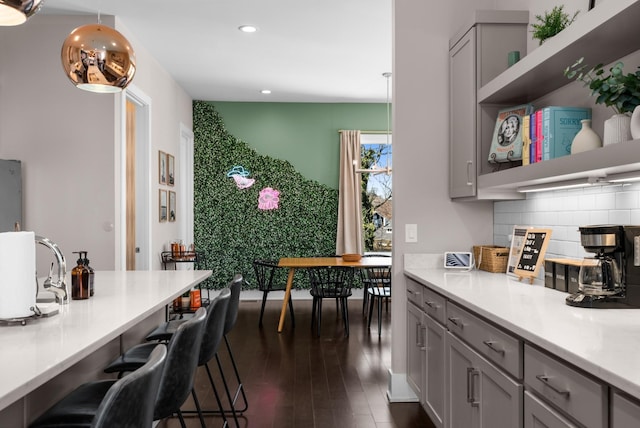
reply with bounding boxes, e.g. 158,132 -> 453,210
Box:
161,296 -> 435,428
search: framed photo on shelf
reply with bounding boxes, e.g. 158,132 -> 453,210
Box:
159,189 -> 168,222
167,153 -> 175,186
158,151 -> 167,185
168,190 -> 176,222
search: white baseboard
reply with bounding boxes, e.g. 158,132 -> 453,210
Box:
386,369 -> 419,403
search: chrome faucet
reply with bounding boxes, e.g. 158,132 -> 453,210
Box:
35,236 -> 68,304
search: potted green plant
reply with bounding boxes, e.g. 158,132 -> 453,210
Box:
565,58 -> 640,144
531,6 -> 579,44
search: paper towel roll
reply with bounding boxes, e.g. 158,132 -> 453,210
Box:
0,231 -> 36,319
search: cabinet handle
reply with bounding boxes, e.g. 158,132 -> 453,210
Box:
448,317 -> 463,329
416,322 -> 424,347
420,325 -> 427,351
482,340 -> 505,356
407,289 -> 416,295
535,374 -> 571,397
466,161 -> 473,186
424,300 -> 439,309
466,367 -> 480,407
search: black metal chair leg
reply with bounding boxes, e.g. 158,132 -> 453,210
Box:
317,298 -> 323,337
378,295 -> 383,337
223,335 -> 249,413
343,297 -> 350,337
202,362 -> 229,425
368,294 -> 375,329
190,388 -> 209,428
177,409 -> 188,428
258,291 -> 268,327
362,288 -> 369,315
215,353 -> 241,428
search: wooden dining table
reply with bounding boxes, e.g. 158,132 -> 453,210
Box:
276,256 -> 392,332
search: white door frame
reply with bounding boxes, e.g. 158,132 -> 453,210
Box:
179,123 -> 194,254
117,84 -> 152,270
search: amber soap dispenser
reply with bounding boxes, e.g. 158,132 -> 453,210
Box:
71,251 -> 90,300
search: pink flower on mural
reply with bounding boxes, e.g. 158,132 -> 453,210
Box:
232,174 -> 255,189
258,187 -> 280,210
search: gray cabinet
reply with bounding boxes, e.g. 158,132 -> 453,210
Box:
424,307 -> 446,428
407,300 -> 424,399
446,332 -> 523,428
448,11 -> 528,200
524,344 -> 606,428
611,391 -> 640,428
524,391 -> 578,428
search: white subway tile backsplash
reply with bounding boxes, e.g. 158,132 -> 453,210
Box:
630,210 -> 640,225
589,210 -> 609,225
494,185 -> 640,260
578,194 -> 596,210
616,192 -> 640,209
595,192 -> 616,208
609,210 -> 631,225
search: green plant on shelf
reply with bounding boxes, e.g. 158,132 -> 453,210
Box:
564,58 -> 640,115
531,5 -> 579,44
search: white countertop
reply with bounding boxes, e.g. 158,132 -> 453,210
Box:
0,270 -> 211,411
404,267 -> 640,399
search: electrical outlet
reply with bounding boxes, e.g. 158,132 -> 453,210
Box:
405,224 -> 418,243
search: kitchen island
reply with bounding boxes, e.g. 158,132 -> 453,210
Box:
405,257 -> 640,427
0,269 -> 211,424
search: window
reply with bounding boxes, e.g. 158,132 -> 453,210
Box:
360,133 -> 392,252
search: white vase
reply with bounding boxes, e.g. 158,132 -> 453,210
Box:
571,119 -> 602,154
631,106 -> 640,140
603,113 -> 632,146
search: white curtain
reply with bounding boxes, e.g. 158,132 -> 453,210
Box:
336,130 -> 363,255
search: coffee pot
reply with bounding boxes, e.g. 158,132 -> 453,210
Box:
578,255 -> 622,296
566,225 -> 640,308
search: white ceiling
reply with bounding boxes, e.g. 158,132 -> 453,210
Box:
40,0 -> 393,103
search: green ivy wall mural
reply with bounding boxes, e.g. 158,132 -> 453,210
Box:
193,101 -> 339,289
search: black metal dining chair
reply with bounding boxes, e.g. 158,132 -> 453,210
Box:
253,259 -> 295,327
29,345 -> 167,428
307,265 -> 355,337
361,265 -> 392,336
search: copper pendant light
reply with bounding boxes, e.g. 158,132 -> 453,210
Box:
0,0 -> 43,26
61,23 -> 136,93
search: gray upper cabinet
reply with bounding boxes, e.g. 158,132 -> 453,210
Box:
455,2 -> 640,199
448,11 -> 528,200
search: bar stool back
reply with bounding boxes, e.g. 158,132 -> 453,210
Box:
29,345 -> 167,428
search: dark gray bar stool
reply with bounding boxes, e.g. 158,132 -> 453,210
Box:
29,345 -> 167,428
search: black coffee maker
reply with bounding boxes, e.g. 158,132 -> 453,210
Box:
566,225 -> 640,308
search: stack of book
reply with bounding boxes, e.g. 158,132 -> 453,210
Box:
488,105 -> 592,165
522,106 -> 592,165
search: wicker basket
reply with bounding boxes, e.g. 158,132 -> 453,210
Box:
473,245 -> 509,273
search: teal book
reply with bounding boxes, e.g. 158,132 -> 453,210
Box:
541,107 -> 592,160
488,104 -> 535,163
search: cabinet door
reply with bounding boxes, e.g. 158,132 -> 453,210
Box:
477,346 -> 523,428
446,331 -> 477,428
449,28 -> 477,198
424,315 -> 446,428
611,391 -> 640,428
524,391 -> 578,428
407,301 -> 424,398
447,332 -> 522,428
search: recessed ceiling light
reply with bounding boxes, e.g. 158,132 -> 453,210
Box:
261,89 -> 271,95
239,25 -> 257,33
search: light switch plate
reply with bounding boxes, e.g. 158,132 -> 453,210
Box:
405,224 -> 418,243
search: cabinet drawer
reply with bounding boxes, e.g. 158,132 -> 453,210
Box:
524,391 -> 578,428
406,278 -> 423,307
422,287 -> 446,325
446,302 -> 522,379
524,344 -> 607,428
